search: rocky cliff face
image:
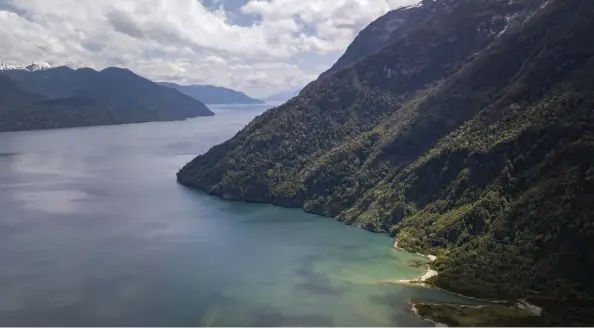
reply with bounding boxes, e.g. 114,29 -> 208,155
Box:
178,0 -> 594,324
322,2 -> 426,77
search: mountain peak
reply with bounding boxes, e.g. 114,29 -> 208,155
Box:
0,61 -> 55,72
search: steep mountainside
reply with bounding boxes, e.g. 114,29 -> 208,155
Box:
178,0 -> 594,324
0,67 -> 213,132
323,2 -> 426,77
158,82 -> 263,105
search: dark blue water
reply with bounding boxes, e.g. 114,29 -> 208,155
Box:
0,104 -> 471,326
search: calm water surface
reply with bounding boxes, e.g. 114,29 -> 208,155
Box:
0,104 -> 472,326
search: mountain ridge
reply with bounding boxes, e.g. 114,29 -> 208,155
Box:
158,82 -> 263,105
263,89 -> 301,102
0,61 -> 55,72
0,66 -> 213,132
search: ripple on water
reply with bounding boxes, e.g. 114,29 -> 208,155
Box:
13,189 -> 91,214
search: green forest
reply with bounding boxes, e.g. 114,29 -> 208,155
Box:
178,0 -> 594,324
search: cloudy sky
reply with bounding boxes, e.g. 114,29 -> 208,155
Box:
0,0 -> 418,98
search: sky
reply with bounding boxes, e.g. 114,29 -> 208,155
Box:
0,0 -> 419,98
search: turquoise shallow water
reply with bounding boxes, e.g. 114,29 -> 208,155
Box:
0,104 -> 474,326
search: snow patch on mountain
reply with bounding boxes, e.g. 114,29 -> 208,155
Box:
401,1 -> 423,10
0,62 -> 55,72
374,1 -> 423,43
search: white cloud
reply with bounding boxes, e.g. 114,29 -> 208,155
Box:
0,0 -> 419,98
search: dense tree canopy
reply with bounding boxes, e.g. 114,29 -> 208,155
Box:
178,0 -> 594,324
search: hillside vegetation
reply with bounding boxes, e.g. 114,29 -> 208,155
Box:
178,0 -> 594,324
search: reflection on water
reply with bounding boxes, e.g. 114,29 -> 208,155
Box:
0,105 -> 475,326
14,189 -> 90,214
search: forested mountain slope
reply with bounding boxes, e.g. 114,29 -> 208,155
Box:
0,73 -> 178,131
5,67 -> 213,118
0,67 -> 213,132
178,0 -> 594,324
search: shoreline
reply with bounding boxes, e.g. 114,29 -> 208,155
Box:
388,239 -> 543,326
381,239 -> 438,287
182,190 -> 544,325
409,301 -> 449,327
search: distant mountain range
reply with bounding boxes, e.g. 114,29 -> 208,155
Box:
158,82 -> 263,105
264,89 -> 300,102
0,65 -> 213,132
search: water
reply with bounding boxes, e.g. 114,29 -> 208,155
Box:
0,104 -> 473,326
